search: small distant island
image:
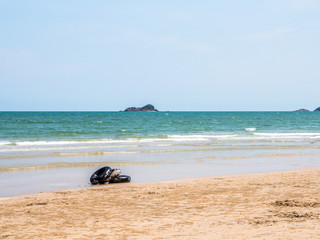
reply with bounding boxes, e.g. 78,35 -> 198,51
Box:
294,107 -> 320,112
124,104 -> 158,112
295,109 -> 310,112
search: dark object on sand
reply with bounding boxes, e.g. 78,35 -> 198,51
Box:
90,166 -> 131,185
108,175 -> 131,183
90,166 -> 112,184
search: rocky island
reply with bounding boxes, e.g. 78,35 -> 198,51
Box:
295,109 -> 310,112
294,107 -> 320,112
124,104 -> 158,112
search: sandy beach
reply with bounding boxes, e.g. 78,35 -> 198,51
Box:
1,168 -> 320,240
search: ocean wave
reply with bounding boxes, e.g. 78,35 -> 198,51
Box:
224,152 -> 320,160
167,134 -> 238,141
0,144 -> 141,153
253,132 -> 320,139
0,135 -> 212,148
0,141 -> 13,146
1,132 -> 320,151
0,139 -> 128,147
0,161 -> 176,172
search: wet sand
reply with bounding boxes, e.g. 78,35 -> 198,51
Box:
1,168 -> 320,239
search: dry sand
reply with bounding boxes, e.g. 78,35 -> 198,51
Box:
1,168 -> 320,240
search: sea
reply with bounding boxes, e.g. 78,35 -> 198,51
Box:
1,111 -> 320,197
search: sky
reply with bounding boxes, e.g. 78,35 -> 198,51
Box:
1,0 -> 319,111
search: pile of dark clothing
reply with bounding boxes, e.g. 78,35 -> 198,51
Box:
90,166 -> 131,185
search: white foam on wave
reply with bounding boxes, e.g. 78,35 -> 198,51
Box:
167,134 -> 238,141
0,139 -> 135,152
0,135 -> 235,152
163,133 -> 320,142
3,139 -> 130,147
0,141 -> 12,146
16,141 -> 82,146
253,132 -> 320,139
245,128 -> 256,132
1,132 -> 319,152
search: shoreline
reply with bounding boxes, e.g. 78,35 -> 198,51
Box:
0,166 -> 319,199
1,165 -> 317,199
1,167 -> 320,239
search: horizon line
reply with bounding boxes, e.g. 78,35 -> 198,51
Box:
0,110 -> 319,112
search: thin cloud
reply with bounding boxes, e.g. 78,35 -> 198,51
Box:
239,28 -> 293,42
0,48 -> 37,60
290,0 -> 319,11
0,48 -> 94,78
146,35 -> 216,54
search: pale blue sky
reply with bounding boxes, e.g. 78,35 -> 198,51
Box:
1,0 -> 319,111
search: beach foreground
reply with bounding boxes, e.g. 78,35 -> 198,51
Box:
1,168 -> 320,239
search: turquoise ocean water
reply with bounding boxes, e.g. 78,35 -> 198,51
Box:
1,111 -> 320,197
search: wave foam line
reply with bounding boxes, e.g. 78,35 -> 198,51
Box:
0,151 -> 139,160
0,134 -> 241,147
253,133 -> 320,139
224,152 -> 320,160
0,139 -> 127,147
1,132 -> 320,148
245,128 -> 256,132
0,161 -> 176,172
0,144 -> 143,153
0,148 -> 223,160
